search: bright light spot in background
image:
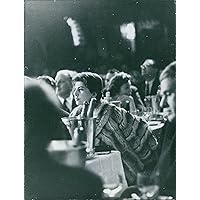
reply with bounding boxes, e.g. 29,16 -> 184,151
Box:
120,22 -> 136,52
65,17 -> 83,46
120,22 -> 136,41
66,18 -> 74,26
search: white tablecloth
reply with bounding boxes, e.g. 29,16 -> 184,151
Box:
85,150 -> 128,189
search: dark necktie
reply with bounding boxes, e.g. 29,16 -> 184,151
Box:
145,82 -> 150,96
63,99 -> 70,112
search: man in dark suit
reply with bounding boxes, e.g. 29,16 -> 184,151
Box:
154,61 -> 176,198
121,62 -> 176,199
140,59 -> 160,101
55,69 -> 77,113
24,79 -> 103,199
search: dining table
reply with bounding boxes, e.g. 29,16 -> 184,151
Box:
85,150 -> 128,189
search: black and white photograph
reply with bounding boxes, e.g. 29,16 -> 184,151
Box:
23,0 -> 176,199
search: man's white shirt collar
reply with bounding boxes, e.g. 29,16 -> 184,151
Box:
58,94 -> 73,111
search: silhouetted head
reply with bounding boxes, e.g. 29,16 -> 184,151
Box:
24,79 -> 67,156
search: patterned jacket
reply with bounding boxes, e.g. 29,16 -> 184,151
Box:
70,101 -> 158,185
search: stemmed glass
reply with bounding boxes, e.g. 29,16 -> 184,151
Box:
137,172 -> 160,200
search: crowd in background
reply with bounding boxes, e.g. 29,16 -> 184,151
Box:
24,58 -> 176,199
32,58 -> 163,114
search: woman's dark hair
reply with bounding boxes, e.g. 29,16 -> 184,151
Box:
72,72 -> 103,101
107,72 -> 131,97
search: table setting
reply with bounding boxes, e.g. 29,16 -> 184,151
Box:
57,96 -> 171,199
114,171 -> 175,200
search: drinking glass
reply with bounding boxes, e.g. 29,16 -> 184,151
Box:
67,116 -> 96,159
137,172 -> 160,200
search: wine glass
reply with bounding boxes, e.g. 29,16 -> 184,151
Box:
137,172 -> 160,200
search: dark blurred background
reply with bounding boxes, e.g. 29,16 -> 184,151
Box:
24,0 -> 176,77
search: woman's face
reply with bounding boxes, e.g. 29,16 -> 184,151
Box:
119,80 -> 132,96
73,81 -> 93,105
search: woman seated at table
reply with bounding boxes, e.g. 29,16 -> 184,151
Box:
107,72 -> 145,114
69,72 -> 158,185
24,78 -> 103,199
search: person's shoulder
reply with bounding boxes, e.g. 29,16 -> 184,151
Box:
95,100 -> 110,113
107,101 -> 128,123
